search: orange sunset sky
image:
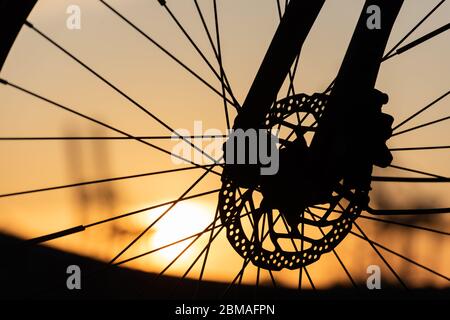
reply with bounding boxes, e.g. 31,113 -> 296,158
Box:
0,0 -> 449,288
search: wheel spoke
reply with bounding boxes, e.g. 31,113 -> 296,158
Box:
389,164 -> 446,179
0,134 -> 228,141
371,176 -> 450,183
299,213 -> 304,291
392,90 -> 449,131
256,213 -> 267,294
98,0 -> 237,109
222,211 -> 281,298
236,197 -> 257,288
160,1 -> 236,103
116,218 -> 220,267
26,188 -> 220,245
383,0 -> 447,60
350,228 -> 450,282
0,79 -> 222,175
126,192 -> 254,296
392,115 -> 450,137
108,166 -> 215,265
255,265 -> 261,296
385,23 -> 450,61
22,20 -> 222,165
157,212 -> 223,283
268,270 -> 278,288
288,54 -> 300,97
222,258 -> 251,298
213,0 -> 232,130
237,259 -> 246,287
129,213 -> 226,299
352,222 -> 408,289
279,213 -> 299,250
116,204 -> 255,267
390,145 -> 450,151
308,209 -> 358,288
368,207 -> 450,216
195,205 -> 221,297
192,0 -> 239,109
303,266 -> 315,290
359,214 -> 450,236
0,165 -> 213,199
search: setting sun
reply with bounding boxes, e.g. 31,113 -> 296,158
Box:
149,202 -> 213,261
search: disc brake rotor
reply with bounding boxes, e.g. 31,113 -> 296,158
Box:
219,93 -> 368,271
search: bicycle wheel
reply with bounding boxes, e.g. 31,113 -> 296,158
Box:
0,0 -> 449,298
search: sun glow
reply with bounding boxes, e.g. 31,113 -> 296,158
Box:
150,202 -> 213,262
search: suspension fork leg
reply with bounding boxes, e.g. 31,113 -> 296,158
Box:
234,0 -> 326,130
310,0 -> 404,193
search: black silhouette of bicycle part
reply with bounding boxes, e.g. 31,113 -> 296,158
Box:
0,0 -> 449,293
